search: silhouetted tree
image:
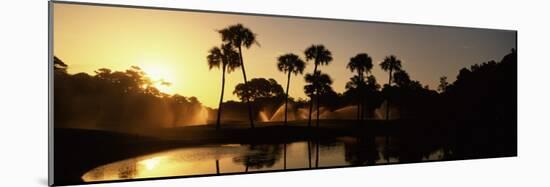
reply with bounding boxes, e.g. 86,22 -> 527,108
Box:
207,43 -> 241,130
393,70 -> 411,87
54,56 -> 68,72
347,53 -> 373,123
304,45 -> 333,127
379,55 -> 402,120
170,94 -> 188,126
440,49 -> 517,158
219,23 -> 259,128
345,75 -> 382,119
366,75 -> 381,90
53,58 -> 207,130
276,53 -> 306,126
438,76 -> 449,93
345,75 -> 381,93
345,75 -> 365,120
233,78 -> 284,102
304,71 -> 334,128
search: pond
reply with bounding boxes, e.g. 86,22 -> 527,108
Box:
82,136 -> 446,182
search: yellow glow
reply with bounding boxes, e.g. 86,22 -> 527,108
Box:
139,157 -> 163,170
54,3 -> 516,108
139,63 -> 175,94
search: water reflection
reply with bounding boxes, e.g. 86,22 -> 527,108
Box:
233,144 -> 282,172
82,136 -> 447,182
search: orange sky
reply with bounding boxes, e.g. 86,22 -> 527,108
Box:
53,3 -> 516,108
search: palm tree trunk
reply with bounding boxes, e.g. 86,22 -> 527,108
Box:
308,95 -> 314,128
238,46 -> 255,128
316,89 -> 320,128
284,71 -> 291,126
385,69 -> 392,154
308,63 -> 319,128
355,71 -> 363,124
385,68 -> 393,121
216,65 -> 227,130
360,72 -> 365,124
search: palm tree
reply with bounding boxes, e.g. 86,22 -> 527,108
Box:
345,75 -> 365,122
379,55 -> 402,120
347,53 -> 373,123
304,71 -> 333,128
219,24 -> 259,128
304,45 -> 333,127
277,53 -> 306,126
207,43 -> 241,130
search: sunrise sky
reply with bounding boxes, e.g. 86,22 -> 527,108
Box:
53,3 -> 516,108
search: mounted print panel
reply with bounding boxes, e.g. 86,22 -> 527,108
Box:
49,1 -> 517,186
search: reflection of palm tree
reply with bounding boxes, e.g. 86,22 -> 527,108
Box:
283,143 -> 287,170
379,55 -> 402,120
304,45 -> 333,127
344,136 -> 379,166
347,53 -> 373,123
207,43 -> 241,130
304,72 -> 333,128
277,53 -> 306,126
315,139 -> 320,168
245,160 -> 249,173
308,140 -> 312,168
219,24 -> 259,128
233,144 -> 282,171
215,160 -> 220,175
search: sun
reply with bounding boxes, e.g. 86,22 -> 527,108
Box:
139,64 -> 175,94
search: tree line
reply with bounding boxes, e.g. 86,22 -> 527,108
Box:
53,57 -> 207,131
208,23 -> 457,130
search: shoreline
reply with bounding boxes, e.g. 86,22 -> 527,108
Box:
52,118 -> 514,186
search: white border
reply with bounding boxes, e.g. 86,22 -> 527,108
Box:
2,0 -> 550,187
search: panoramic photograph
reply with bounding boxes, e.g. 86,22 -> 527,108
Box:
51,2 -> 517,186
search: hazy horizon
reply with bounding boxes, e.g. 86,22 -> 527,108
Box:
53,3 -> 516,108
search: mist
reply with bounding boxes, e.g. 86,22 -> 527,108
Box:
54,58 -> 211,132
